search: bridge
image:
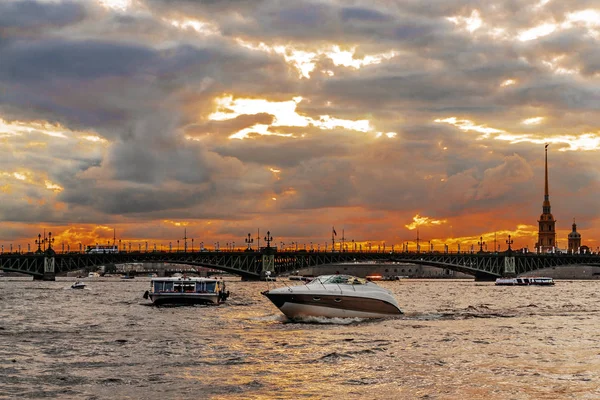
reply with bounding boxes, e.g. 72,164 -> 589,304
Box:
2,246 -> 600,281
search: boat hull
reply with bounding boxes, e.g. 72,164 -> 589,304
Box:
495,277 -> 555,286
149,293 -> 220,305
263,292 -> 402,319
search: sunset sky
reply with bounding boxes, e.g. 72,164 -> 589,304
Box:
1,0 -> 599,252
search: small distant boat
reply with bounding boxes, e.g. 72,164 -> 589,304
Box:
495,277 -> 555,286
143,276 -> 229,305
121,275 -> 135,280
71,281 -> 86,290
262,274 -> 403,319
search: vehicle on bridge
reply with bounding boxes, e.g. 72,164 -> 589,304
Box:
86,245 -> 118,253
262,274 -> 403,319
143,276 -> 229,305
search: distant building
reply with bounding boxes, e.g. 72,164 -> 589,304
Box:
568,219 -> 582,253
536,145 -> 556,252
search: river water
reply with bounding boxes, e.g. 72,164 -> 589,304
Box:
1,277 -> 599,399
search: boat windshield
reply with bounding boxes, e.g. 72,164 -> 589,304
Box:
315,275 -> 367,285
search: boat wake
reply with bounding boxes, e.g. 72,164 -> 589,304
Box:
283,315 -> 371,325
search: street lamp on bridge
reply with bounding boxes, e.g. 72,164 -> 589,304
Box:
264,231 -> 273,248
45,232 -> 55,252
35,234 -> 43,253
506,235 -> 514,252
478,236 -> 486,253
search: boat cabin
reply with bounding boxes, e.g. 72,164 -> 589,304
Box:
151,278 -> 220,293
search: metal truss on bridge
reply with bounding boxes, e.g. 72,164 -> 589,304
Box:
1,250 -> 600,280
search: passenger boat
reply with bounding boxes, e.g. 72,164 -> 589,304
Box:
495,277 -> 555,286
262,274 -> 403,319
143,276 -> 229,305
71,281 -> 86,289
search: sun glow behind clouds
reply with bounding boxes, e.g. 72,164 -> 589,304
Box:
522,117 -> 544,125
209,96 -> 372,139
236,40 -> 398,78
405,214 -> 447,230
436,117 -> 600,151
447,10 -> 482,33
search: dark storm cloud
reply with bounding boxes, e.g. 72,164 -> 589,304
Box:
0,40 -> 156,81
340,7 -> 392,22
0,0 -> 87,31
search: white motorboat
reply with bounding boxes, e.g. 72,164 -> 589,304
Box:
143,276 -> 229,305
71,281 -> 86,289
495,277 -> 555,286
262,274 -> 403,319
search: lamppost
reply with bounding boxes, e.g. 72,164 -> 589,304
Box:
79,243 -> 82,253
45,232 -> 55,251
177,239 -> 180,252
232,241 -> 235,251
67,244 -> 70,253
245,233 -> 254,251
506,235 -> 513,252
264,231 -> 273,248
191,238 -> 194,252
478,236 -> 486,253
169,242 -> 172,252
352,239 -> 356,251
138,243 -> 141,252
35,234 -> 43,253
145,241 -> 148,252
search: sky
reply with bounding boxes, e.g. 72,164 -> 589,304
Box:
1,0 -> 599,253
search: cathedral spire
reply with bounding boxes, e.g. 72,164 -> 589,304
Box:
544,144 -> 549,200
537,143 -> 556,253
543,144 -> 551,213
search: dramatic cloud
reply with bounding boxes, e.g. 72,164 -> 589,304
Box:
1,0 -> 599,251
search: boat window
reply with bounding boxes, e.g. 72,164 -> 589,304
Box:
195,281 -> 216,292
153,281 -> 164,292
182,282 -> 195,292
156,282 -> 173,292
319,275 -> 366,285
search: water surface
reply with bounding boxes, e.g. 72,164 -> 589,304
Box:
1,277 -> 599,399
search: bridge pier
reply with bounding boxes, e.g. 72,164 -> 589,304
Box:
42,256 -> 56,281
